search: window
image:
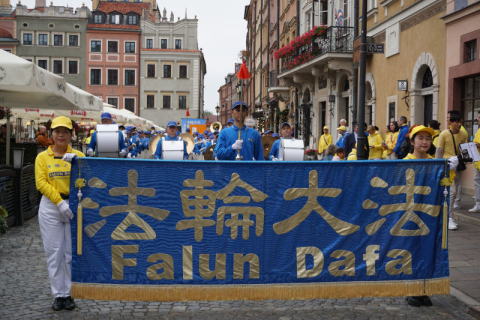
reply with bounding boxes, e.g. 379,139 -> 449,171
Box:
175,39 -> 182,49
38,34 -> 48,46
108,69 -> 118,85
90,69 -> 101,85
161,39 -> 167,49
108,41 -> 118,53
68,61 -> 78,74
462,76 -> 480,139
125,98 -> 135,113
23,33 -> 32,45
125,70 -> 135,85
38,59 -> 48,70
147,95 -> 155,108
53,60 -> 63,74
343,0 -> 351,27
179,65 -> 187,79
125,42 -> 135,53
91,40 -> 101,52
146,39 -> 153,49
94,15 -> 102,23
163,95 -> 171,109
127,15 -> 137,24
388,102 -> 396,123
107,97 -> 118,107
69,35 -> 78,46
147,64 -> 156,78
110,14 -> 121,24
455,0 -> 468,11
163,65 -> 171,78
178,95 -> 187,109
465,40 -> 477,63
53,34 -> 63,46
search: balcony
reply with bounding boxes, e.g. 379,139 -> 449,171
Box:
278,26 -> 354,76
267,70 -> 290,101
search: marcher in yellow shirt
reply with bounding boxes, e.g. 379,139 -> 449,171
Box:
367,125 -> 383,160
384,121 -> 399,160
318,126 -> 332,160
35,116 -> 84,312
347,144 -> 357,160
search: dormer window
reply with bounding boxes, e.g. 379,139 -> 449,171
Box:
93,15 -> 102,24
127,15 -> 138,25
110,14 -> 121,24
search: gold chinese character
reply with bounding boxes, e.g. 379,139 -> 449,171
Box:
273,170 -> 359,235
216,173 -> 267,240
100,169 -> 170,240
176,170 -> 216,241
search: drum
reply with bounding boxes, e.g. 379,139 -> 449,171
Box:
279,139 -> 304,161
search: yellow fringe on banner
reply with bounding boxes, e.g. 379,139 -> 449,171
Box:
71,278 -> 449,302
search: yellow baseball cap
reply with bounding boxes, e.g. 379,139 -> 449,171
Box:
323,126 -> 329,130
90,129 -> 95,134
337,125 -> 346,131
410,125 -> 434,138
51,116 -> 73,130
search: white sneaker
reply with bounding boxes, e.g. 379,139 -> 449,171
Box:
448,218 -> 458,230
454,203 -> 461,210
469,205 -> 480,213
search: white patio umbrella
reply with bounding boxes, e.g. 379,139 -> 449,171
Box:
0,50 -> 103,165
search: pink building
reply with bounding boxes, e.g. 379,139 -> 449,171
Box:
0,15 -> 17,54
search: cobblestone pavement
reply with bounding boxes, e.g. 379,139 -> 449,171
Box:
0,218 -> 477,320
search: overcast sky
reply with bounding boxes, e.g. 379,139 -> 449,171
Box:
18,0 -> 249,113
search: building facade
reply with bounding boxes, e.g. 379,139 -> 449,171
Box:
15,2 -> 90,90
86,1 -> 146,114
139,8 -> 206,128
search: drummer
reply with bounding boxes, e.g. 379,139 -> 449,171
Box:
125,126 -> 139,158
86,112 -> 127,157
215,101 -> 264,161
226,118 -> 234,128
154,121 -> 188,160
269,122 -> 293,161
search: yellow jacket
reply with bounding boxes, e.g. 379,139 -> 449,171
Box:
385,131 -> 399,155
35,145 -> 85,205
318,133 -> 332,154
403,153 -> 434,160
474,128 -> 480,153
347,149 -> 357,161
432,129 -> 441,147
368,132 -> 383,159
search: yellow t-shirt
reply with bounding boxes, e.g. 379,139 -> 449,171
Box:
347,149 -> 357,161
403,153 -> 434,160
35,145 -> 85,205
474,128 -> 480,153
318,133 -> 332,154
432,129 -> 441,147
437,129 -> 468,158
385,131 -> 399,155
368,132 -> 383,159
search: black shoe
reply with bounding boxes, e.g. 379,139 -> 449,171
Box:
52,297 -> 65,311
64,296 -> 76,310
421,295 -> 432,306
407,296 -> 423,307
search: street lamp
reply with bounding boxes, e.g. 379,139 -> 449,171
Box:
215,104 -> 220,122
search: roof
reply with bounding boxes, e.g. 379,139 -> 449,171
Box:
0,28 -> 12,38
95,2 -> 151,16
28,7 -> 44,12
87,23 -> 141,30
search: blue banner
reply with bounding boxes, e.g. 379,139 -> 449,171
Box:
69,159 -> 450,301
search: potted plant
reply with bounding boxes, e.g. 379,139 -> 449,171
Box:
305,149 -> 317,160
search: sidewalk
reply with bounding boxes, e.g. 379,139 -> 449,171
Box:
450,195 -> 480,319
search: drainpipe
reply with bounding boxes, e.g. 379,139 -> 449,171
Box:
352,0 -> 359,128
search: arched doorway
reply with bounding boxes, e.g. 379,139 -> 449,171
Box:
365,73 -> 376,126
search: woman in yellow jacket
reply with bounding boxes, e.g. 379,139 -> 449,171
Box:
367,125 -> 383,160
384,121 -> 399,159
35,116 -> 85,311
318,126 -> 332,160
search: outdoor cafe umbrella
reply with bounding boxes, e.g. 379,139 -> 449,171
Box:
0,50 -> 103,165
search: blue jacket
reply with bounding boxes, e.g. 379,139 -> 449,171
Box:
87,131 -> 127,155
154,135 -> 188,160
336,132 -> 349,148
215,125 -> 264,161
394,124 -> 409,155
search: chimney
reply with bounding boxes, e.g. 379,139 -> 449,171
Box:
35,0 -> 46,7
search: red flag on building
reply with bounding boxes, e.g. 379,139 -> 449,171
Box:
238,60 -> 250,79
186,109 -> 190,116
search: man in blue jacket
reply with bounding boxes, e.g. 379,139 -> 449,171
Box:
87,112 -> 127,157
269,122 -> 293,160
215,101 -> 264,161
154,121 -> 188,160
393,116 -> 409,159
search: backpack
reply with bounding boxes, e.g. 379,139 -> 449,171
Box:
398,137 -> 411,160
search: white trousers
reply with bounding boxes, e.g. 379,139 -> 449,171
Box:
386,153 -> 397,160
38,196 -> 72,298
475,169 -> 480,205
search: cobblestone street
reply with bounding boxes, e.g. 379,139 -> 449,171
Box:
0,217 -> 478,320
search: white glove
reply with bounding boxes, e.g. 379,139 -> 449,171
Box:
127,153 -> 132,158
119,150 -> 127,157
62,153 -> 77,162
87,149 -> 94,157
232,140 -> 243,150
448,156 -> 459,170
57,200 -> 74,220
272,157 -> 279,161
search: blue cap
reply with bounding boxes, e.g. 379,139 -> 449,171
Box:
272,133 -> 280,138
186,128 -> 191,132
198,134 -> 204,139
167,121 -> 177,127
204,130 -> 209,134
214,129 -> 219,133
151,126 -> 155,128
232,101 -> 248,110
125,128 -> 131,134
264,130 -> 273,134
209,133 -> 214,139
281,122 -> 291,129
101,112 -> 112,120
125,126 -> 133,131
227,118 -> 234,124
